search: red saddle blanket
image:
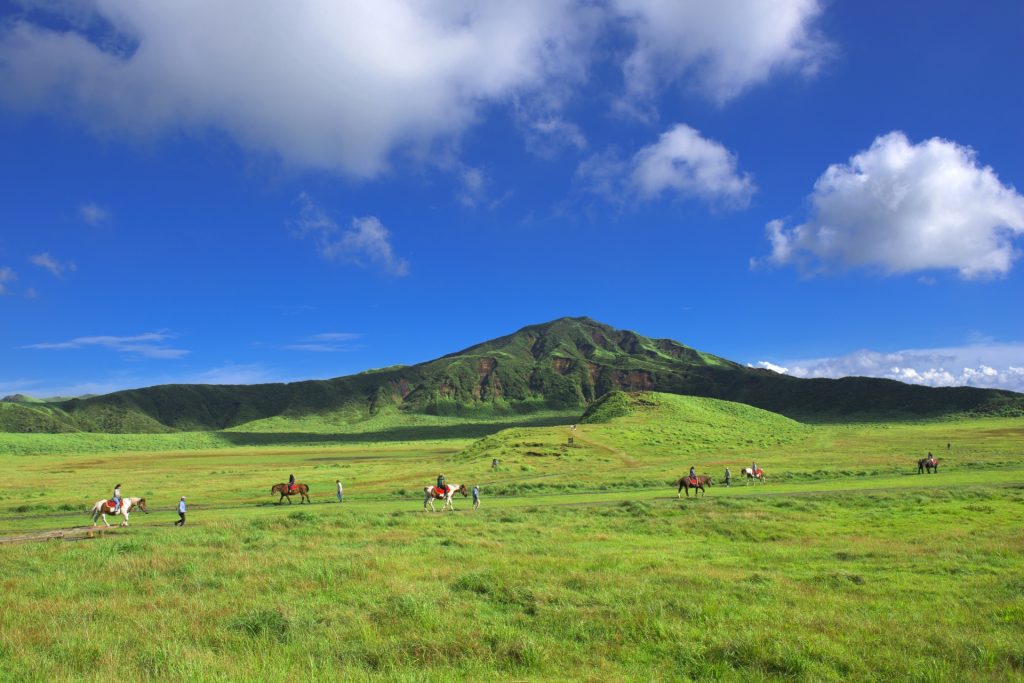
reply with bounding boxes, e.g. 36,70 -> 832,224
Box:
103,501 -> 118,513
434,486 -> 448,497
755,469 -> 764,477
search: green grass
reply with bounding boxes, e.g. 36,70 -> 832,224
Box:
1,392 -> 1023,680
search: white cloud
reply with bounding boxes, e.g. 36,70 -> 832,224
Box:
612,0 -> 829,114
0,266 -> 15,294
294,193 -> 409,276
631,123 -> 755,205
285,332 -> 362,352
0,1 -> 592,177
78,202 -> 110,226
21,332 -> 188,359
30,252 -> 76,278
754,342 -> 1024,392
0,2 -> 835,174
760,132 -> 1024,278
182,363 -> 276,386
576,124 -> 754,206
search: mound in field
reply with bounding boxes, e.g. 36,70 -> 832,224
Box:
581,391 -> 810,453
462,391 -> 809,462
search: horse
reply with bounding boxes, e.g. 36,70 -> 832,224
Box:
423,484 -> 467,512
676,475 -> 713,498
917,457 -> 939,474
271,483 -> 311,504
742,467 -> 766,484
90,497 -> 148,527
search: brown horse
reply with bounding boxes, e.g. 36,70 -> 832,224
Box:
676,475 -> 713,498
917,457 -> 939,474
271,483 -> 311,504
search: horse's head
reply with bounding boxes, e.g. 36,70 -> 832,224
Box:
705,477 -> 713,486
135,498 -> 149,513
458,484 -> 468,496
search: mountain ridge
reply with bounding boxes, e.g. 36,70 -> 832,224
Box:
2,316 -> 1021,434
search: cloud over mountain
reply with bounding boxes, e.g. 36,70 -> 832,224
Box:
760,132 -> 1024,278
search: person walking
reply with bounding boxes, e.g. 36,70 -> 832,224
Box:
175,496 -> 186,526
472,485 -> 480,510
724,467 -> 731,487
336,479 -> 343,503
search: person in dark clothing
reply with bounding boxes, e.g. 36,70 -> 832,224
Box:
436,473 -> 446,494
288,473 -> 296,493
689,466 -> 696,484
175,496 -> 186,526
724,467 -> 731,487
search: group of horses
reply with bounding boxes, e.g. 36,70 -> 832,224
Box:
88,454 -> 941,525
676,467 -> 765,498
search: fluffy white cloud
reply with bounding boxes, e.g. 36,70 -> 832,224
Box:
0,1 -> 591,177
576,123 -> 754,206
753,342 -> 1024,392
21,331 -> 188,359
0,2 -> 832,174
632,124 -> 754,205
0,266 -> 15,294
612,0 -> 828,113
30,252 -> 76,278
78,202 -> 110,225
294,194 -> 409,276
761,132 -> 1024,278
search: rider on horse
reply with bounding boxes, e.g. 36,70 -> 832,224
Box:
436,473 -> 447,496
112,483 -> 122,513
689,466 -> 696,486
288,474 -> 296,494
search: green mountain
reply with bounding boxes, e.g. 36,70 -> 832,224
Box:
2,317 -> 1022,434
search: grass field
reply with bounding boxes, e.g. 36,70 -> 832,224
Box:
1,393 -> 1022,681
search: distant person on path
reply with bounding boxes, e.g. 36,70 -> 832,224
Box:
724,467 -> 731,487
112,483 -> 122,513
491,458 -> 499,471
473,485 -> 480,510
175,496 -> 186,526
288,473 -> 296,494
336,480 -> 343,503
947,442 -> 951,451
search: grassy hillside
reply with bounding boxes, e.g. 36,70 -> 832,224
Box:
1,412 -> 1023,680
6,317 -> 1023,434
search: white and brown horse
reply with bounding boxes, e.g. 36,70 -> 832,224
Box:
90,497 -> 148,527
742,467 -> 765,484
423,484 -> 467,512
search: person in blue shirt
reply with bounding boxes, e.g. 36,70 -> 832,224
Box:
689,466 -> 696,484
472,485 -> 480,510
111,483 -> 122,513
174,496 -> 186,526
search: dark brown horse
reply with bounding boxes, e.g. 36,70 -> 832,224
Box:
271,482 -> 311,504
676,475 -> 713,498
917,457 -> 939,474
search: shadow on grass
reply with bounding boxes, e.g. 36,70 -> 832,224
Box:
216,415 -> 572,447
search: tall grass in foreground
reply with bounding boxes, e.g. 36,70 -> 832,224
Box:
1,487 -> 1023,681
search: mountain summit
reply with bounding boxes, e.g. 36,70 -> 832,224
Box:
2,317 -> 1021,433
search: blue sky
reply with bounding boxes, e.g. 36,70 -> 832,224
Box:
2,0 -> 1023,397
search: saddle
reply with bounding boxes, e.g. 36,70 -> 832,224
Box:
104,501 -> 118,513
434,486 -> 449,497
288,484 -> 298,493
688,477 -> 698,486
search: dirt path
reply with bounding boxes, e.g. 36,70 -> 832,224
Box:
0,525 -> 123,545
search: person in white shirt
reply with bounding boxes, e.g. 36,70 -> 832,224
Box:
336,480 -> 343,503
175,496 -> 186,526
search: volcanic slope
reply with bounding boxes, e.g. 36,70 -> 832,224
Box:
4,317 -> 1023,434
